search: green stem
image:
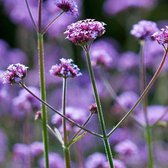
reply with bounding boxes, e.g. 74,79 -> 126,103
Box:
64,146 -> 71,168
145,125 -> 153,168
108,47 -> 168,137
38,32 -> 49,168
83,46 -> 114,168
140,41 -> 153,168
62,78 -> 71,168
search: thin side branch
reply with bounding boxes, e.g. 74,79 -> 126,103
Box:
107,48 -> 168,138
25,0 -> 37,31
19,82 -> 103,138
42,11 -> 64,34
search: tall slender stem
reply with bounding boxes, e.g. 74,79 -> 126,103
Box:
140,41 -> 153,168
108,47 -> 168,137
62,78 -> 71,168
37,1 -> 49,167
38,32 -> 49,168
83,46 -> 114,168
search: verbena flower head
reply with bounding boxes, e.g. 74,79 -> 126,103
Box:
152,26 -> 168,45
64,19 -> 106,45
1,63 -> 28,84
49,58 -> 81,78
130,20 -> 158,40
55,0 -> 78,17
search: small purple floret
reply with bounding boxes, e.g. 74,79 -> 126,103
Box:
64,19 -> 106,45
152,26 -> 168,45
1,63 -> 28,84
130,20 -> 158,40
49,58 -> 81,78
55,0 -> 78,17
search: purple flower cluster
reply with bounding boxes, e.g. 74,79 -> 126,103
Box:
45,0 -> 82,37
55,0 -> 78,17
130,20 -> 158,40
1,63 -> 28,84
50,58 -> 81,78
64,19 -> 106,45
152,26 -> 168,45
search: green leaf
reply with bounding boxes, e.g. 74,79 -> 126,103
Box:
68,132 -> 87,147
54,127 -> 64,145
